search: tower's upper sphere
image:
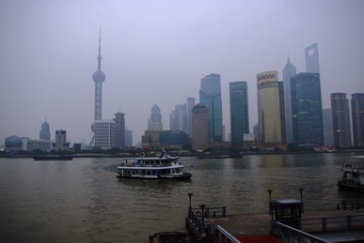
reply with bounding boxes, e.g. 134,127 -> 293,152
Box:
93,70 -> 106,83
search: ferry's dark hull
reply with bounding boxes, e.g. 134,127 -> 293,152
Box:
337,181 -> 364,192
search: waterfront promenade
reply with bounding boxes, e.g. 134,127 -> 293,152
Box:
187,206 -> 364,242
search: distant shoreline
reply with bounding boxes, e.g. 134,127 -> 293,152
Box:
1,149 -> 363,159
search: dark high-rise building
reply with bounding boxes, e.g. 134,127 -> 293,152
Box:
282,57 -> 297,144
39,119 -> 51,140
114,112 -> 125,148
148,104 -> 163,131
199,74 -> 223,142
192,103 -> 209,150
351,93 -> 364,146
322,109 -> 334,146
305,43 -> 320,73
185,97 -> 195,135
291,73 -> 323,145
229,81 -> 249,149
331,93 -> 351,148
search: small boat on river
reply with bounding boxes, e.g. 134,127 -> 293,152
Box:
337,156 -> 364,192
116,151 -> 192,180
32,155 -> 73,161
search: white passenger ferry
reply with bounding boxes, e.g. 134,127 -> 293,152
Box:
116,151 -> 192,180
337,156 -> 364,192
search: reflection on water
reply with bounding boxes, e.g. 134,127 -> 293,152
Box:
0,152 -> 363,242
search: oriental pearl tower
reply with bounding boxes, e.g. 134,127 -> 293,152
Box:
91,29 -> 106,145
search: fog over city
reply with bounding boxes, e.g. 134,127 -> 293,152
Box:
1,0 -> 363,146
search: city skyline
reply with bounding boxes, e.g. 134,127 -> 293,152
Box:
1,1 -> 364,146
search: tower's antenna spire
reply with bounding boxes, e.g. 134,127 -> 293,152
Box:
97,27 -> 102,71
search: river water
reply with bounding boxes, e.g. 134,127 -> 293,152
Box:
0,152 -> 363,242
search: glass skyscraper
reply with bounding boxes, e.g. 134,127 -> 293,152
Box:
322,109 -> 334,146
351,93 -> 364,146
199,74 -> 223,142
330,93 -> 351,148
291,73 -> 323,145
282,57 -> 296,144
229,81 -> 249,149
169,97 -> 195,135
305,43 -> 320,73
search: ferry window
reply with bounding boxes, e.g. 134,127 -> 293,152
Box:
282,208 -> 297,218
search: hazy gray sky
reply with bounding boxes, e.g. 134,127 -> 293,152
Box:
1,0 -> 363,146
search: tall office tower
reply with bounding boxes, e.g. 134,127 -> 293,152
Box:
169,97 -> 195,134
114,112 -> 125,148
185,97 -> 195,135
169,104 -> 187,131
192,103 -> 209,150
256,71 -> 285,147
331,93 -> 351,148
351,93 -> 364,146
282,57 -> 297,144
94,119 -> 115,149
305,43 -> 320,73
199,74 -> 223,142
322,109 -> 334,146
291,73 -> 323,145
54,130 -> 68,150
39,119 -> 51,140
229,81 -> 249,149
148,104 -> 163,131
125,127 -> 133,147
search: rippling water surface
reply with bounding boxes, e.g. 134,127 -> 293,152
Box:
1,152 -> 363,242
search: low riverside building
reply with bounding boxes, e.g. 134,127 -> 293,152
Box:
4,135 -> 51,152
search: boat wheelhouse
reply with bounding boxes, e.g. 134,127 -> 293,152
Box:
337,156 -> 364,192
116,152 -> 192,180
